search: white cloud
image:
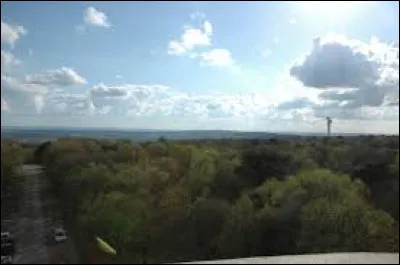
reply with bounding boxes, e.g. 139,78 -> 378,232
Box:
1,66 -> 87,113
23,67 -> 87,86
1,98 -> 10,112
167,15 -> 234,68
4,77 -> 398,133
1,21 -> 27,48
287,34 -> 399,120
312,102 -> 399,121
40,83 -> 271,119
41,91 -> 93,116
203,21 -> 213,36
276,97 -> 316,110
168,22 -> 212,55
289,17 -> 297,24
168,41 -> 187,55
1,65 -> 85,114
88,84 -> 174,116
90,83 -> 129,98
265,73 -> 321,105
1,74 -> 47,93
200,49 -> 234,67
34,94 -> 44,114
83,6 -> 111,28
1,50 -> 21,72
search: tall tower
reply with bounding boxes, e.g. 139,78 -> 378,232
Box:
326,117 -> 332,137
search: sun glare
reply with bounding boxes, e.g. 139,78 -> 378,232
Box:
300,1 -> 359,23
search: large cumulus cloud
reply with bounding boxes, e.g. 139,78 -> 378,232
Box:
291,35 -> 398,106
289,35 -> 399,120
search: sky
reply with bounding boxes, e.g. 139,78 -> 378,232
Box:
1,1 -> 399,134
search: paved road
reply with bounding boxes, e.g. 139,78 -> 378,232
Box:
2,164 -> 78,264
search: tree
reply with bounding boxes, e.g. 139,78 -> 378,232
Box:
187,198 -> 231,259
1,142 -> 26,195
34,136 -> 399,263
299,198 -> 399,252
237,146 -> 301,187
218,195 -> 255,258
80,192 -> 152,262
33,140 -> 53,164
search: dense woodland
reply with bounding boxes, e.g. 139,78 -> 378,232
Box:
1,135 -> 399,263
1,141 -> 31,205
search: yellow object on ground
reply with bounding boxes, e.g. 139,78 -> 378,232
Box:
96,236 -> 117,255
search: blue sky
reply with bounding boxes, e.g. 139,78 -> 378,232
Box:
1,1 -> 399,133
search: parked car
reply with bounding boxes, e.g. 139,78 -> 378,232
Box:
1,233 -> 14,257
1,255 -> 12,264
53,228 -> 67,243
0,233 -> 11,244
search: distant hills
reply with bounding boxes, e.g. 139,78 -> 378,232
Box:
0,126 -> 387,144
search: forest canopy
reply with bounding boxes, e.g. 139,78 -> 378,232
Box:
2,135 -> 399,263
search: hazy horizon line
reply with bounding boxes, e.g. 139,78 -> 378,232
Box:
1,125 -> 398,136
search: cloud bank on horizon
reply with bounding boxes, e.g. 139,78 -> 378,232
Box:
1,1 -> 399,134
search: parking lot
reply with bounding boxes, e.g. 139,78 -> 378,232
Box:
1,165 -> 78,264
